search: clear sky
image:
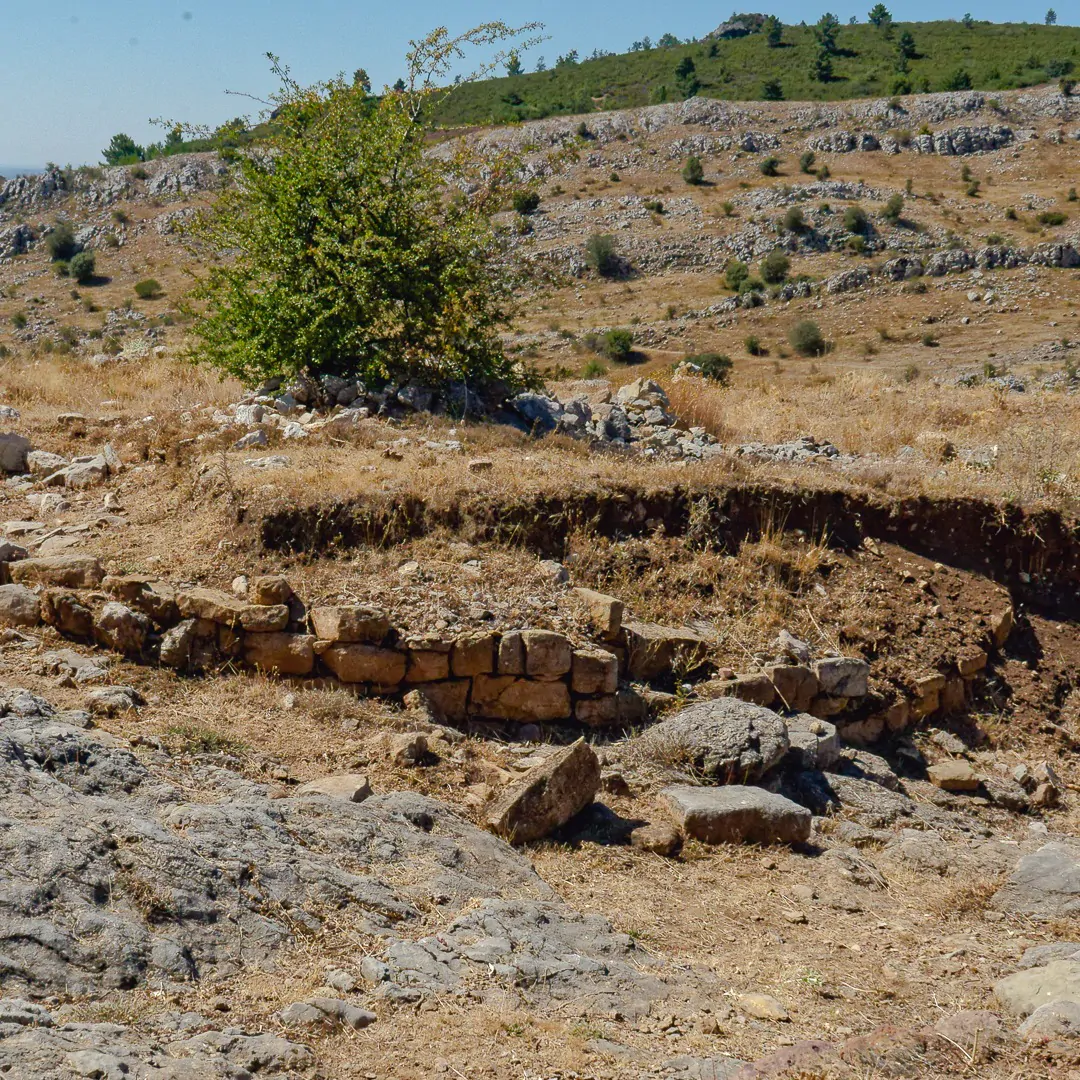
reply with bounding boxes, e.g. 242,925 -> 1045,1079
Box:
0,2 -> 1070,169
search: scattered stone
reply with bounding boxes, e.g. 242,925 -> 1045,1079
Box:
486,738 -> 600,844
927,760 -> 980,791
662,785 -> 811,846
277,997 -> 376,1031
0,584 -> 41,627
738,993 -> 790,1022
85,685 -> 144,716
630,822 -> 682,857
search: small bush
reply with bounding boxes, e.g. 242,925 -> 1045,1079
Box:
512,190 -> 540,215
1038,210 -> 1068,226
816,163 -> 831,180
682,156 -> 705,185
69,251 -> 96,284
46,222 -> 79,262
581,359 -> 607,378
720,200 -> 735,216
966,180 -> 981,198
903,363 -> 920,383
112,208 -> 129,225
643,199 -> 665,213
134,278 -> 163,300
789,320 -> 826,357
685,352 -> 732,384
883,194 -> 904,221
843,205 -> 868,233
584,329 -> 634,363
760,248 -> 790,284
724,259 -> 750,291
1005,207 -> 1018,221
921,331 -> 939,347
799,150 -> 816,174
760,156 -> 781,177
783,206 -> 806,232
745,335 -> 766,356
12,312 -> 27,330
1068,188 -> 1078,203
585,233 -> 621,277
846,235 -> 866,254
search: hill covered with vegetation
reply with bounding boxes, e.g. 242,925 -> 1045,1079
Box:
432,16 -> 1080,126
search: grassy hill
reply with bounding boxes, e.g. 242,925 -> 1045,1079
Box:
432,20 -> 1080,126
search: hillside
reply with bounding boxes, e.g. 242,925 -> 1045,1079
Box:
433,19 -> 1080,125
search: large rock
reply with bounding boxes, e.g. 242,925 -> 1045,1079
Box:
9,555 -> 104,589
573,587 -> 624,640
0,432 -> 31,473
93,602 -> 150,654
521,630 -> 573,678
622,619 -> 708,680
638,699 -> 789,781
244,632 -> 316,676
0,584 -> 41,627
486,738 -> 600,843
295,774 -> 372,803
994,961 -> 1080,1016
662,785 -> 811,846
991,842 -> 1080,918
0,690 -> 549,999
1018,999 -> 1080,1041
471,675 -> 571,722
176,587 -> 288,632
322,643 -> 406,685
812,657 -> 870,697
309,604 -> 390,643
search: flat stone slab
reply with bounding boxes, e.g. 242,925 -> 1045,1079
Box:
662,784 -> 811,846
994,961 -> 1080,1016
992,842 -> 1080,918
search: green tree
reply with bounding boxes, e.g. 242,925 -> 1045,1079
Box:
761,248 -> 790,284
353,68 -> 372,93
675,56 -> 700,98
814,13 -> 841,55
724,260 -> 750,291
1046,9 -> 1057,25
585,233 -> 621,276
897,30 -> 917,59
69,250 -> 96,284
789,320 -> 826,356
762,78 -> 784,100
182,24 -> 542,388
883,193 -> 904,221
657,32 -> 680,47
961,13 -> 974,28
868,4 -> 892,28
682,155 -> 705,184
506,52 -> 523,76
944,68 -> 972,90
763,15 -> 783,47
812,49 -> 833,83
45,221 -> 79,262
102,133 -> 145,165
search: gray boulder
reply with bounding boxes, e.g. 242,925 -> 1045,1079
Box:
638,699 -> 789,782
1018,999 -> 1080,1041
662,784 -> 811,846
992,842 -> 1080,918
0,433 -> 30,474
994,961 -> 1080,1016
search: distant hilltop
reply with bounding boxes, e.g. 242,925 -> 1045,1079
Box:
0,166 -> 44,180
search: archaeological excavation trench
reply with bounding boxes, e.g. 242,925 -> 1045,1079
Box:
261,481 -> 1080,621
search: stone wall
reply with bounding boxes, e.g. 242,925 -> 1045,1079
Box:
0,552 -> 1009,738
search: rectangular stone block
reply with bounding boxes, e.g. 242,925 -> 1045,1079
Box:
765,664 -> 819,713
572,587 -> 624,640
405,649 -> 450,683
322,643 -> 406,685
622,619 -> 708,681
309,605 -> 390,644
812,657 -> 870,698
571,647 -> 619,695
177,587 -> 288,632
471,674 -> 571,722
498,632 -> 525,675
957,648 -> 988,676
522,630 -> 573,679
244,632 -> 316,676
409,679 -> 471,722
10,554 -> 104,589
451,631 -> 496,677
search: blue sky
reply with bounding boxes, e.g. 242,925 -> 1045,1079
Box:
0,2 -> 1070,168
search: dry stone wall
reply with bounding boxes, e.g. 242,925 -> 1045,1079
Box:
0,552 -> 1010,741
